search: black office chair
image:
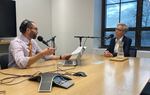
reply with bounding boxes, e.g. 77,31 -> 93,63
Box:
0,54 -> 9,69
129,47 -> 137,57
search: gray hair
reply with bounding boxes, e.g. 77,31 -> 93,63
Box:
117,23 -> 128,32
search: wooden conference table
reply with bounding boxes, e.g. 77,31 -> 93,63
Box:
0,54 -> 150,95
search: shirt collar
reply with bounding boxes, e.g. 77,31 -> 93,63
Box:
115,36 -> 124,42
19,34 -> 31,45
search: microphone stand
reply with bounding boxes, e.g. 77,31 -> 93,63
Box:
47,36 -> 56,55
74,36 -> 100,47
78,37 -> 82,47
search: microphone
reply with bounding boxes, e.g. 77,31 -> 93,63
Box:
37,36 -> 49,46
104,34 -> 114,40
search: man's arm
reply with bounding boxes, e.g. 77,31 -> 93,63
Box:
10,40 -> 55,68
124,37 -> 132,57
48,54 -> 71,60
104,38 -> 115,57
27,48 -> 55,67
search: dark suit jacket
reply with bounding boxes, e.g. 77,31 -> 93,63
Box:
107,36 -> 132,57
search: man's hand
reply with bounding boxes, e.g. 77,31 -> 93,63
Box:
41,48 -> 55,56
104,50 -> 113,57
61,54 -> 72,60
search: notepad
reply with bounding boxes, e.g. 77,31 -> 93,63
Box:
110,57 -> 128,61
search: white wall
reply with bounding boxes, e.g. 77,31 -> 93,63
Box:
51,0 -> 95,55
15,0 -> 52,49
93,0 -> 101,48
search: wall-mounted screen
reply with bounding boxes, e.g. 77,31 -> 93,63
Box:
0,0 -> 16,38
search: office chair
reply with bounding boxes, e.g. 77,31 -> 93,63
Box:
129,47 -> 137,57
0,54 -> 9,69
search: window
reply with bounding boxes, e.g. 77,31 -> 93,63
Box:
101,0 -> 150,50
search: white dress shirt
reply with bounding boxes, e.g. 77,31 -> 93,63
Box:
114,36 -> 123,53
8,34 -> 51,68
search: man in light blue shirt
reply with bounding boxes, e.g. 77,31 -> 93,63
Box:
9,19 -> 71,68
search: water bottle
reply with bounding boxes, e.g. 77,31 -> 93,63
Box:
117,41 -> 124,57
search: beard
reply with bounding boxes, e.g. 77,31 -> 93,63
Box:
30,31 -> 37,39
32,34 -> 37,39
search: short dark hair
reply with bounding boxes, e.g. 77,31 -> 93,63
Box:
19,19 -> 33,33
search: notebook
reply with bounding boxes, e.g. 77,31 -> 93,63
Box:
110,56 -> 128,61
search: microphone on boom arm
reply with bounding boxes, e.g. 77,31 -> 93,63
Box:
74,35 -> 100,46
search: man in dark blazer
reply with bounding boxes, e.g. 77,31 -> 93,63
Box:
104,23 -> 132,57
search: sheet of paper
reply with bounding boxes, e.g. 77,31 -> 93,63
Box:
71,46 -> 86,55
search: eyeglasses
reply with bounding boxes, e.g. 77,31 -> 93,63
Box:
115,28 -> 124,32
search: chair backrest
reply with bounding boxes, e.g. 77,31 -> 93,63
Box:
129,47 -> 137,57
0,54 -> 9,69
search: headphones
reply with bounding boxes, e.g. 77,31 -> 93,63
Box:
19,19 -> 33,33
